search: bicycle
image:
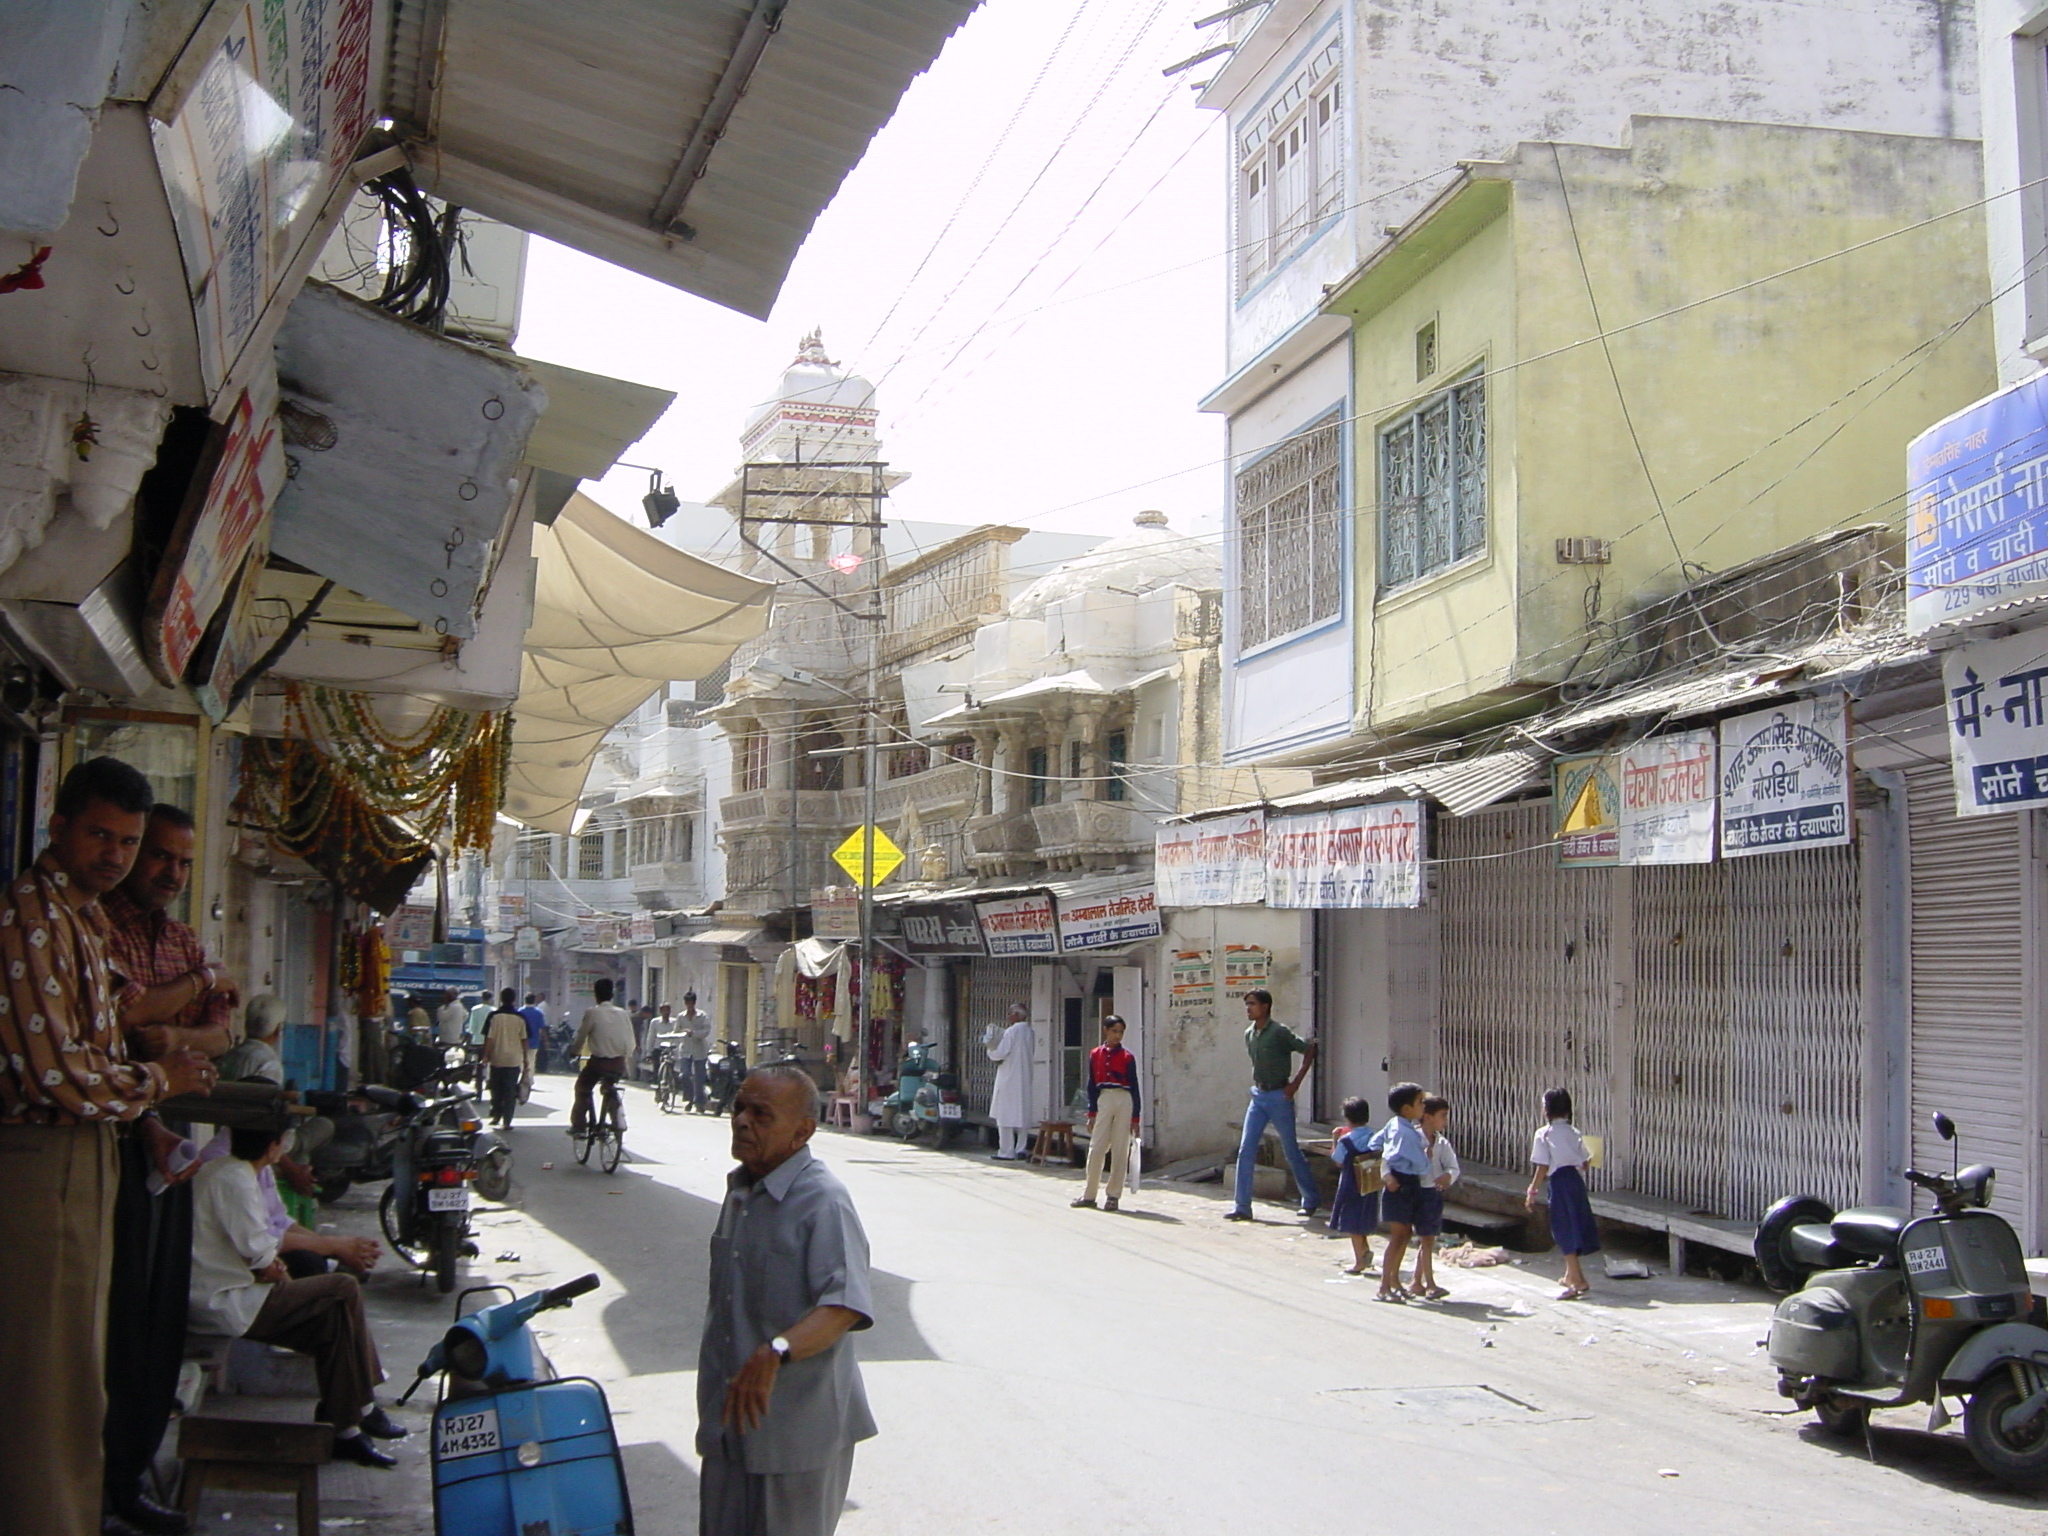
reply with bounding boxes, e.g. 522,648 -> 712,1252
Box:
573,1074 -> 625,1174
654,1050 -> 684,1115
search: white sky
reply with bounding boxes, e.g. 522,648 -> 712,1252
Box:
514,0 -> 1228,554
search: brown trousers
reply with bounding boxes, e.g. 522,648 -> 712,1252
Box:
244,1273 -> 385,1433
0,1121 -> 117,1536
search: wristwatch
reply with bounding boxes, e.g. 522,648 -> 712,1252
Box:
770,1335 -> 793,1364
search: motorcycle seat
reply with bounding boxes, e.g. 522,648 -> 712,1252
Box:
1788,1222 -> 1845,1270
1830,1205 -> 1910,1260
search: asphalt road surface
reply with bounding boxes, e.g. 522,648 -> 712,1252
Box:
241,1076 -> 2048,1534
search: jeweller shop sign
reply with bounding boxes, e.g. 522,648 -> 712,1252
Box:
1719,696 -> 1852,856
1266,801 -> 1424,909
1943,629 -> 2048,815
1907,370 -> 2048,633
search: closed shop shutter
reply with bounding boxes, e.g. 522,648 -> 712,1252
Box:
958,958 -> 1035,1118
1633,863 -> 1731,1216
1904,764 -> 2029,1229
1438,803 -> 1614,1179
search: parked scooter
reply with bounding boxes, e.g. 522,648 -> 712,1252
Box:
704,1038 -> 747,1116
1756,1111 -> 2048,1484
401,1273 -> 633,1534
883,1039 -> 963,1145
380,1089 -> 505,1294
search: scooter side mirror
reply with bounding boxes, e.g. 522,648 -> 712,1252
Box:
1933,1111 -> 1957,1142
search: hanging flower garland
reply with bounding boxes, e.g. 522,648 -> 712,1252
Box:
282,682 -> 510,851
235,737 -> 436,912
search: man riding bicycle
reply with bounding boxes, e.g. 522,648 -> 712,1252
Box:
569,977 -> 636,1138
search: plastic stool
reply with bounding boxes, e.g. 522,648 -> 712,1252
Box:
825,1094 -> 856,1129
1031,1121 -> 1074,1164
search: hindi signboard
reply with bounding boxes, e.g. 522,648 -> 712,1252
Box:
1055,887 -> 1161,952
1617,730 -> 1717,864
1554,754 -> 1619,867
513,926 -> 542,962
150,0 -> 384,400
1154,811 -> 1265,906
1907,371 -> 2048,633
976,893 -> 1058,956
1266,801 -> 1424,909
1942,629 -> 2048,815
1719,696 -> 1852,856
899,900 -> 986,956
810,887 -> 860,941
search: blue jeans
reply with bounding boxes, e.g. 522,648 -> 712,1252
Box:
681,1055 -> 707,1108
1233,1087 -> 1319,1214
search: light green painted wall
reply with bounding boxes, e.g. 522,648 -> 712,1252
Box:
1341,115 -> 1994,742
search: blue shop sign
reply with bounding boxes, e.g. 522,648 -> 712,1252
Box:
1907,373 -> 2048,633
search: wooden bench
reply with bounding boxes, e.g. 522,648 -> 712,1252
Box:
177,1414 -> 331,1536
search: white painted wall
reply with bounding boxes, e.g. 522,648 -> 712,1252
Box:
1977,0 -> 2048,382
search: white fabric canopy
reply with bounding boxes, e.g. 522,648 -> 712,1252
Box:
506,492 -> 772,832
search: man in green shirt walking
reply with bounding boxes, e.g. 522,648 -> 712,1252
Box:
1225,989 -> 1319,1222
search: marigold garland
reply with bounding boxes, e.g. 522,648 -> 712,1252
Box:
235,737 -> 436,913
282,683 -> 510,852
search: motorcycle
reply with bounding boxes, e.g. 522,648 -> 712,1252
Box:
882,1039 -> 962,1145
379,1088 -> 507,1294
1756,1110 -> 2048,1484
401,1272 -> 633,1534
704,1038 -> 747,1116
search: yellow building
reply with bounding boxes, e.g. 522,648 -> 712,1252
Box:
1323,115 -> 1994,747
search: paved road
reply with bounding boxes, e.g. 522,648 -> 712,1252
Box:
259,1076 -> 2046,1533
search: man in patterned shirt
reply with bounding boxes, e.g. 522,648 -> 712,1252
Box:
0,758 -> 216,1536
100,802 -> 240,1535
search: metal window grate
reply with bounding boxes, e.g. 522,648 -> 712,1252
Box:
1380,374 -> 1485,589
1236,412 -> 1342,649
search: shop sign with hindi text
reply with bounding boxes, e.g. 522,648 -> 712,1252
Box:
1055,887 -> 1161,952
1719,696 -> 1852,856
898,901 -> 987,956
1154,811 -> 1265,906
1554,754 -> 1619,867
1266,802 -> 1424,909
1942,628 -> 2048,815
976,893 -> 1058,956
1906,370 -> 2048,633
1617,730 -> 1717,864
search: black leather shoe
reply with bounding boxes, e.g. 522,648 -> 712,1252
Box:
359,1407 -> 410,1440
333,1434 -> 398,1468
107,1492 -> 189,1535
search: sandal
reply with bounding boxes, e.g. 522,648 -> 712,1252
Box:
1421,1284 -> 1450,1301
1375,1287 -> 1409,1303
1343,1264 -> 1377,1277
1558,1285 -> 1589,1300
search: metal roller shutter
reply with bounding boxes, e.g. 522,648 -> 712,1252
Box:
1904,764 -> 2029,1230
1438,803 -> 1613,1179
959,958 -> 1035,1118
1633,863 -> 1731,1215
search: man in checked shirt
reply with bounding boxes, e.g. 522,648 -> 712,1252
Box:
0,758 -> 216,1536
99,801 -> 241,1534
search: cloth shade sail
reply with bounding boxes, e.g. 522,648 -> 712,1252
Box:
507,492 -> 773,832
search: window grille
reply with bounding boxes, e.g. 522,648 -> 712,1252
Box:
1379,372 -> 1486,589
1236,41 -> 1343,294
1236,411 -> 1343,650
1105,730 -> 1128,803
672,814 -> 695,863
578,832 -> 605,881
1027,746 -> 1049,807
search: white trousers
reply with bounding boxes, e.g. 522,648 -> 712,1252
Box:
997,1124 -> 1028,1157
1084,1088 -> 1133,1200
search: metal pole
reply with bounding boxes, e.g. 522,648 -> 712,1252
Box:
857,586 -> 880,1112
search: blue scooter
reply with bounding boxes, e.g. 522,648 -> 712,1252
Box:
401,1273 -> 634,1534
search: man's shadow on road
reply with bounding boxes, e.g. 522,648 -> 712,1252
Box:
513,1145 -> 940,1377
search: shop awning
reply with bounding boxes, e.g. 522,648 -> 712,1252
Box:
392,0 -> 979,319
505,493 -> 774,833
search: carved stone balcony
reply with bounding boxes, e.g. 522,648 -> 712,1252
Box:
875,758 -> 981,821
1029,799 -> 1156,871
965,811 -> 1039,877
630,862 -> 701,907
718,788 -> 849,832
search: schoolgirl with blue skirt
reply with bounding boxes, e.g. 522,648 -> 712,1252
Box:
1525,1086 -> 1599,1300
1326,1096 -> 1381,1275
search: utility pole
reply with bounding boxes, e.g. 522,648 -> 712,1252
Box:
857,575 -> 882,1124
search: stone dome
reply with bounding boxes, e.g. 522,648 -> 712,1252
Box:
1009,511 -> 1220,617
744,329 -> 876,434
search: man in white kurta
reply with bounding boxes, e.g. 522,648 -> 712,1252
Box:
985,1004 -> 1035,1160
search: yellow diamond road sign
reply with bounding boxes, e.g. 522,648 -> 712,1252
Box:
832,826 -> 904,887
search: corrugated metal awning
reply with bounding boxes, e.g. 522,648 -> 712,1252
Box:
1266,747 -> 1551,819
393,0 -> 980,319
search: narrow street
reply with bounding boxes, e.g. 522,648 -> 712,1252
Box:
281,1077 -> 2044,1535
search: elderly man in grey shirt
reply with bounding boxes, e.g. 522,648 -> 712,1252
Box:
698,1065 -> 875,1536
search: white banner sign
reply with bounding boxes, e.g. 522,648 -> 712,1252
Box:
1617,730 -> 1717,864
513,925 -> 542,961
1154,811 -> 1266,906
1942,629 -> 2048,814
1266,801 -> 1425,909
1719,696 -> 1852,857
976,894 -> 1058,956
1056,887 -> 1161,952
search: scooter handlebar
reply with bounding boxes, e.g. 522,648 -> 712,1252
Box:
542,1273 -> 601,1310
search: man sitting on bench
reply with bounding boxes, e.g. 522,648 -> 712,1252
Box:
188,1124 -> 406,1467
